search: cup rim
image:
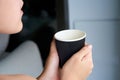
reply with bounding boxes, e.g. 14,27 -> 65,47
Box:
54,29 -> 86,42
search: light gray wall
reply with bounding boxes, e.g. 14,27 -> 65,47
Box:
67,0 -> 120,80
68,0 -> 120,28
75,21 -> 120,80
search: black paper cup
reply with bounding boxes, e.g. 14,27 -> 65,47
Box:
54,29 -> 86,67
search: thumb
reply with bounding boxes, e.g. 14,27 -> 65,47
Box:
39,39 -> 60,80
44,39 -> 59,73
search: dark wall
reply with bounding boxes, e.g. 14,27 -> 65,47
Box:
23,0 -> 56,17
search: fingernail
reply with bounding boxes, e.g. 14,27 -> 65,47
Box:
88,45 -> 92,49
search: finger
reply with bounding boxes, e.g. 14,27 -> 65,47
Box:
75,44 -> 92,60
81,51 -> 91,61
82,50 -> 94,69
85,43 -> 88,45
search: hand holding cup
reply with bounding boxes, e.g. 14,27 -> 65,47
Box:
54,29 -> 86,67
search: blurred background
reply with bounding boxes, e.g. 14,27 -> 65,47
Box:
5,0 -> 120,80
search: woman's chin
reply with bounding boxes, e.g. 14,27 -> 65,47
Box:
12,22 -> 23,34
3,22 -> 23,34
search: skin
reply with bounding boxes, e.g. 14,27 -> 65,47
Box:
0,0 -> 94,80
0,0 -> 23,34
38,40 -> 93,80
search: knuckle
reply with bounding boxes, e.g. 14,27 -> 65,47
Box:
82,46 -> 88,51
73,53 -> 81,61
